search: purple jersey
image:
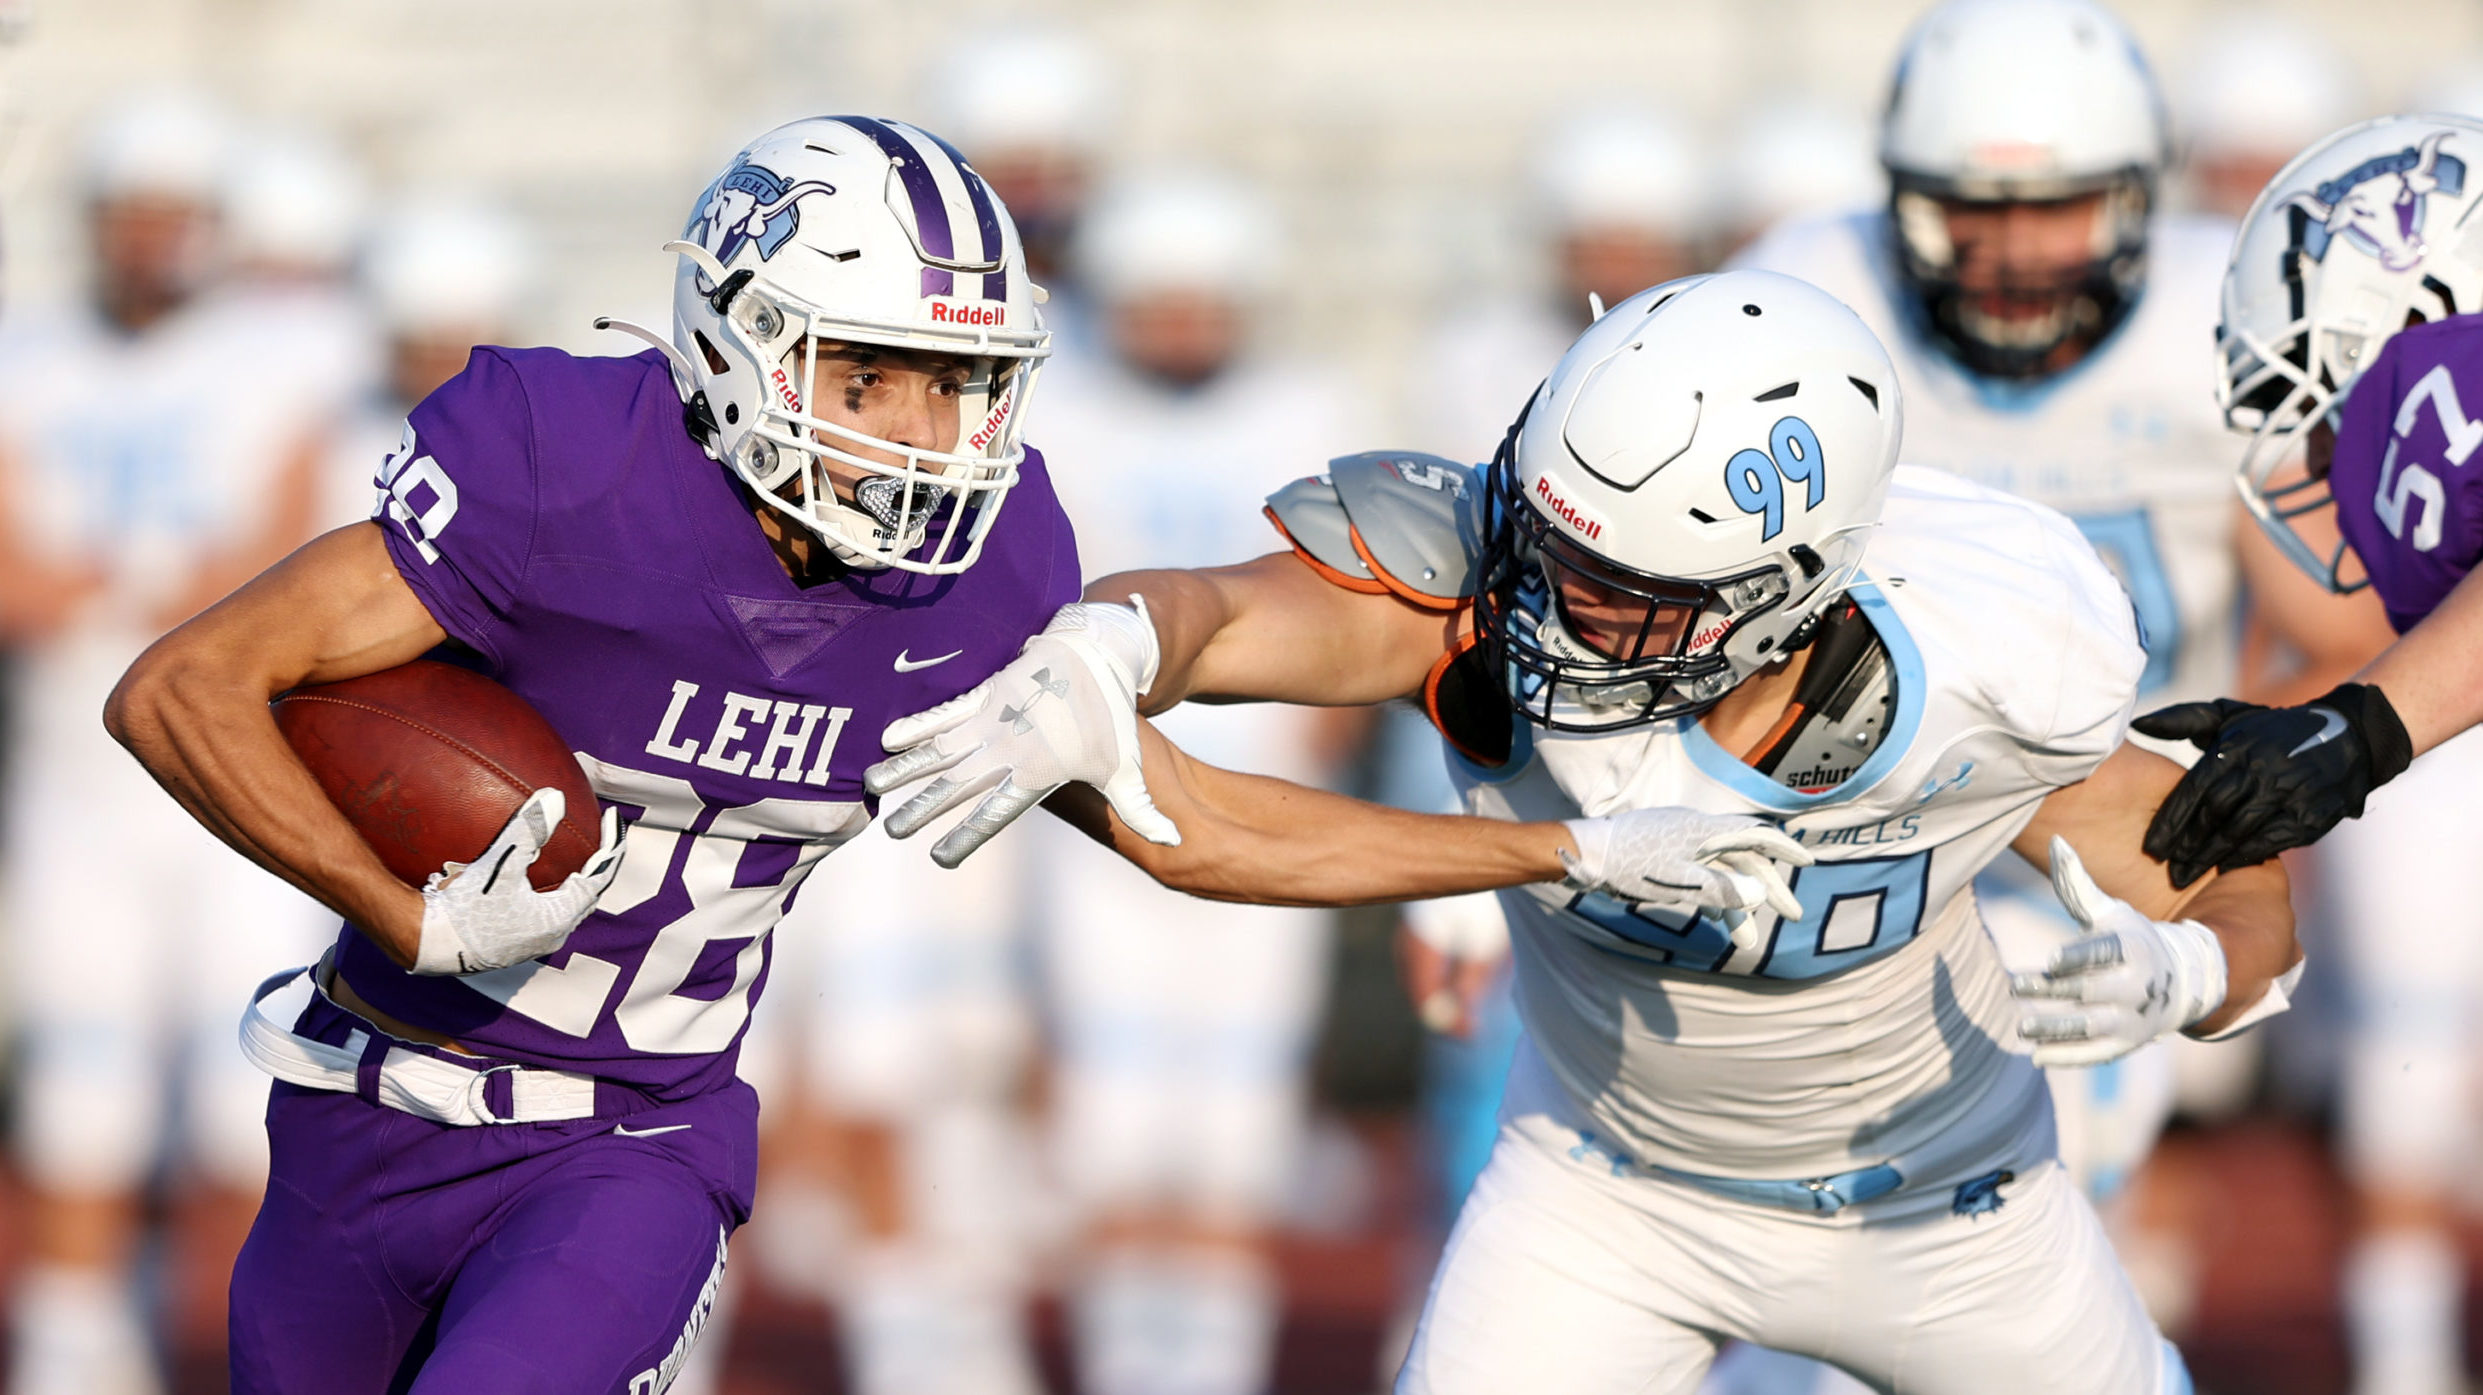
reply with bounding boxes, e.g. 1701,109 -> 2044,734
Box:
2332,317 -> 2483,632
337,346 -> 1079,1099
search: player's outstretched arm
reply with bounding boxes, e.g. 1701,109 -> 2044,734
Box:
2352,560 -> 2483,754
2005,743 -> 2300,1065
1106,551 -> 1460,711
106,522 -> 457,966
1042,716 -> 1812,913
867,551 -> 1452,864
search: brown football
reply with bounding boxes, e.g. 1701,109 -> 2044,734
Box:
274,660 -> 599,891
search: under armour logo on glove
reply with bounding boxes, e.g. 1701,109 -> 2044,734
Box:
865,598 -> 1180,868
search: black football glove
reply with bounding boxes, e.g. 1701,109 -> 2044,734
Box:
2134,682 -> 2414,888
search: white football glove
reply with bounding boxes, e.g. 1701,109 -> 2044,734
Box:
2009,835 -> 2228,1067
1560,808 -> 1813,947
415,789 -> 625,977
864,597 -> 1180,869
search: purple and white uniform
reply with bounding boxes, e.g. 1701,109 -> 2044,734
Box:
229,345 -> 1078,1395
2330,316 -> 2483,633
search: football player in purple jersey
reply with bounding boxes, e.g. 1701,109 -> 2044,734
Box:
2141,114 -> 2483,885
99,116 -> 1741,1395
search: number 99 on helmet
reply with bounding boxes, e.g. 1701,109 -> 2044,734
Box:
1476,270 -> 1905,731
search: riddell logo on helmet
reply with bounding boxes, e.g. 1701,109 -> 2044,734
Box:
929,300 -> 1006,327
1533,475 -> 1605,542
768,365 -> 802,413
967,392 -> 1014,452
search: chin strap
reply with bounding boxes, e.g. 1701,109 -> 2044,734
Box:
594,316 -> 719,454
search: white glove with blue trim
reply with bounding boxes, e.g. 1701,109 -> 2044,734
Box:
865,598 -> 1181,868
2009,835 -> 2228,1067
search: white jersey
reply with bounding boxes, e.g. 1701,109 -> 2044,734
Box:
1457,468 -> 2144,1187
0,302 -> 322,784
1734,210 -> 2239,706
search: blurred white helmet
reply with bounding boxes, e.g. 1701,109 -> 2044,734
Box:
1723,101 -> 1883,236
626,116 -> 1048,575
1536,104 -> 1711,242
2410,62 -> 2483,122
2180,12 -> 2358,165
1075,168 -> 1278,305
1880,0 -> 2168,377
2220,114 -> 2483,589
227,130 -> 367,276
1476,270 -> 1904,729
83,89 -> 231,202
926,26 -> 1116,160
364,196 -> 532,337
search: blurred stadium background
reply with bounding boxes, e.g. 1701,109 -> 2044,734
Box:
0,1 -> 2479,1393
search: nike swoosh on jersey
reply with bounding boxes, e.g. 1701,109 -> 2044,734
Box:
611,1123 -> 693,1138
2288,706 -> 2349,757
893,649 -> 963,672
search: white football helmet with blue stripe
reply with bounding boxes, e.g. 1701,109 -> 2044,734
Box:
1476,270 -> 1904,729
634,116 -> 1050,573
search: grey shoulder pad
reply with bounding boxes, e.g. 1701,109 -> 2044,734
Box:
1264,451 -> 1483,604
1264,473 -> 1376,585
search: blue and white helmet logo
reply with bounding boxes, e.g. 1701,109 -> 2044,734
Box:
2289,130 -> 2467,272
685,159 -> 837,267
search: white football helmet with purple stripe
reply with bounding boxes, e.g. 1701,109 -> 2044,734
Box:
630,116 -> 1049,573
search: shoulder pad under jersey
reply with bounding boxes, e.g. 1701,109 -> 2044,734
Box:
1262,451 -> 1483,609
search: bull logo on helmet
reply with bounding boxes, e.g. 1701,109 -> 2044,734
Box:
2288,130 -> 2467,273
685,159 -> 837,267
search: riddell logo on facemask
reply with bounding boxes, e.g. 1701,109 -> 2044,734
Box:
1688,620 -> 1730,652
967,392 -> 1014,452
1533,475 -> 1605,542
929,300 -> 1006,327
768,365 -> 803,413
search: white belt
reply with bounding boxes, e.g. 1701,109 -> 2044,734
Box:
239,964 -> 598,1127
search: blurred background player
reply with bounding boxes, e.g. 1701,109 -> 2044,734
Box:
1408,103 -> 1710,464
207,125 -> 377,434
1028,166 -> 1372,1395
328,195 -> 534,526
1714,98 -> 1883,257
0,91 -> 335,1395
2172,10 -> 2363,221
739,820 -> 1052,1395
923,24 -> 1117,350
1732,0 -> 2387,1365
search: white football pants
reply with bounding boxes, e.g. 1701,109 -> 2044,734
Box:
1397,1115 -> 2189,1395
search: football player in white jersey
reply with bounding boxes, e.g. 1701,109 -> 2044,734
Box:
866,268 -> 2300,1393
1731,0 -> 2387,1338
1409,103 -> 1711,466
0,93 -> 335,1395
1025,167 -> 1374,1395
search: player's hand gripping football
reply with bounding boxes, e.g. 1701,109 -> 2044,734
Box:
415,789 -> 625,976
1559,808 -> 1813,947
2133,683 -> 2414,887
864,598 -> 1181,868
2008,836 -> 2227,1067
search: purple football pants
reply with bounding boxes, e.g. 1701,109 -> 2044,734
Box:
227,998 -> 758,1395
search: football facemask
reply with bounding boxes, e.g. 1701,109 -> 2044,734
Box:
1476,456 -> 1791,731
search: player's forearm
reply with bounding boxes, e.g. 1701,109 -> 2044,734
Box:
1084,553 -> 1445,711
1051,736 -> 1570,907
106,634 -> 425,964
2177,860 -> 2298,1037
2359,563 -> 2483,756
